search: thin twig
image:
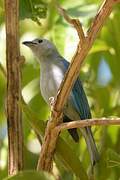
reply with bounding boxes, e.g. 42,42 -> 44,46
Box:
57,4 -> 85,42
55,118 -> 120,132
38,0 -> 120,172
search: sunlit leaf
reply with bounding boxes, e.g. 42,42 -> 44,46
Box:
89,40 -> 111,55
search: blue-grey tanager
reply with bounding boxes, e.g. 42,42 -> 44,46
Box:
23,38 -> 99,165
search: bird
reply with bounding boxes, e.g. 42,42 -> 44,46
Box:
23,38 -> 99,165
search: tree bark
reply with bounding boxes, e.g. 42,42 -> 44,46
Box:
5,0 -> 23,175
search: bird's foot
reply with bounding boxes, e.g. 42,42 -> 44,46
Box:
49,96 -> 55,108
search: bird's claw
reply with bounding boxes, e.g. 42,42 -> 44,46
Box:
49,97 -> 55,108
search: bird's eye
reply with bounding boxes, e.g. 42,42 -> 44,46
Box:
38,39 -> 43,43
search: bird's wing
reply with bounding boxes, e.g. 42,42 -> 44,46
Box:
62,58 -> 91,119
72,78 -> 91,119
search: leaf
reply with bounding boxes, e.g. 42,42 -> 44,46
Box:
4,170 -> 55,180
56,138 -> 88,179
20,0 -> 47,24
22,78 -> 39,103
0,6 -> 4,24
107,149 -> 120,168
89,40 -> 111,55
22,64 -> 40,87
21,100 -> 88,179
67,4 -> 98,18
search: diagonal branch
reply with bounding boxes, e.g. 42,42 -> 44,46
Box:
38,0 -> 120,172
55,0 -> 118,112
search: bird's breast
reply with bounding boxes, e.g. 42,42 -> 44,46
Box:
40,64 -> 64,104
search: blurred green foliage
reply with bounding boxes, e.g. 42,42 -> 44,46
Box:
0,0 -> 120,179
20,0 -> 47,25
4,171 -> 55,180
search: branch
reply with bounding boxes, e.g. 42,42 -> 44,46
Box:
5,0 -> 23,175
87,0 -> 117,42
55,118 -> 120,132
38,0 -> 120,172
57,4 -> 85,43
55,0 -> 118,112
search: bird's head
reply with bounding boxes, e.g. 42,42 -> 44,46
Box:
22,38 -> 59,61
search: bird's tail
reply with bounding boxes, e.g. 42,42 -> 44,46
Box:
63,115 -> 79,142
68,128 -> 79,142
81,127 -> 99,166
63,116 -> 99,165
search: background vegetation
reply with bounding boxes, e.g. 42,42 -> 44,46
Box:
0,0 -> 120,179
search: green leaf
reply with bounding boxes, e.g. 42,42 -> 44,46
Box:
89,40 -> 111,55
56,138 -> 88,179
4,170 -> 55,180
67,4 -> 98,18
107,149 -> 120,168
0,7 -> 4,24
21,100 -> 88,179
22,78 -> 40,103
20,0 -> 47,24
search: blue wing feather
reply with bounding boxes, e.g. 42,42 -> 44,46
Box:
62,59 -> 99,165
62,58 -> 91,119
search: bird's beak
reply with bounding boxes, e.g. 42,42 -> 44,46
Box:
22,41 -> 36,47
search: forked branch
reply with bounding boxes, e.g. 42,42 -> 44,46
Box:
38,0 -> 120,172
